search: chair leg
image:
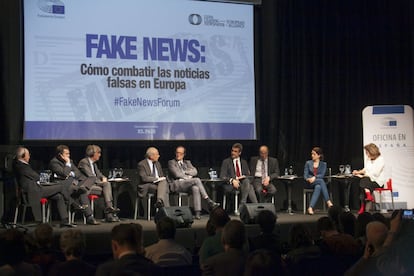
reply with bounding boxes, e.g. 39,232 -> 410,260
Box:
22,206 -> 27,224
271,195 -> 275,204
223,194 -> 227,210
46,204 -> 51,223
303,192 -> 306,214
390,190 -> 395,210
147,194 -> 152,221
13,206 -> 19,225
178,194 -> 182,207
234,192 -> 239,214
134,197 -> 138,220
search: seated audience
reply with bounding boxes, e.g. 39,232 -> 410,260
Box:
376,211 -> 414,275
284,223 -> 321,272
248,210 -> 282,256
339,211 -> 357,237
49,229 -> 95,276
202,220 -> 247,276
355,212 -> 374,250
96,223 -> 161,275
0,228 -> 41,275
316,216 -> 360,273
345,221 -> 389,275
145,216 -> 192,266
199,207 -> 230,266
249,145 -> 279,203
29,223 -> 60,275
303,147 -> 333,215
244,249 -> 284,276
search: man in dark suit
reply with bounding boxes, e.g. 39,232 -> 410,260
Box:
220,143 -> 257,213
49,145 -> 100,225
168,146 -> 219,219
95,223 -> 161,276
249,145 -> 279,202
137,147 -> 170,208
13,147 -> 74,227
78,145 -> 120,223
202,220 -> 247,276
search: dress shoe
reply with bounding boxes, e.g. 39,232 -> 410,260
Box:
194,211 -> 201,220
105,214 -> 120,223
60,222 -> 77,228
207,198 -> 220,210
86,216 -> 100,225
71,203 -> 87,212
154,199 -> 164,209
104,206 -> 120,214
307,207 -> 314,215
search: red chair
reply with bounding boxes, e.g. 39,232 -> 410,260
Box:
374,178 -> 395,212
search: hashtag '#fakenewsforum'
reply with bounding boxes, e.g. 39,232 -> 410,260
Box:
114,97 -> 119,106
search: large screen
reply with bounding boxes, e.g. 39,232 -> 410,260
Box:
23,0 -> 256,140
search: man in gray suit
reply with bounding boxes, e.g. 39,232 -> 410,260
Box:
220,143 -> 258,213
168,146 -> 219,219
137,147 -> 170,208
78,145 -> 120,222
249,145 -> 279,202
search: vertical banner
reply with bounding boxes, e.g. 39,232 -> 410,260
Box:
362,105 -> 414,209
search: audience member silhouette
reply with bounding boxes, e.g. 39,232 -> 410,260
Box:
96,223 -> 161,276
49,229 -> 95,276
202,220 -> 247,276
145,216 -> 192,266
248,210 -> 282,255
199,207 -> 230,266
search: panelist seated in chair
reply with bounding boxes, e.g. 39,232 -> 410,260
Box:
168,146 -> 219,220
304,147 -> 333,215
78,145 -> 120,223
13,146 -> 74,227
49,145 -> 100,225
220,143 -> 258,208
249,145 -> 279,203
352,143 -> 386,214
137,147 -> 170,208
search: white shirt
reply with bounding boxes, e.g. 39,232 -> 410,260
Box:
255,158 -> 268,178
365,155 -> 386,187
147,158 -> 159,178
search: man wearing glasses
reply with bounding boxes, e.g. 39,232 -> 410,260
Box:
168,146 -> 219,219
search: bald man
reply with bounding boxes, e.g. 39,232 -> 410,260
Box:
249,145 -> 279,202
345,221 -> 389,275
137,147 -> 170,208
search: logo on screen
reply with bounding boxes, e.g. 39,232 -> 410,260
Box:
188,14 -> 202,25
381,117 -> 398,127
38,0 -> 65,15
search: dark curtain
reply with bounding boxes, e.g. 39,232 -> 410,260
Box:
257,0 -> 414,172
1,0 -> 414,174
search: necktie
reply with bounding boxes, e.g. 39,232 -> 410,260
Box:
235,160 -> 241,177
91,163 -> 96,176
152,162 -> 156,177
261,160 -> 266,180
179,161 -> 184,171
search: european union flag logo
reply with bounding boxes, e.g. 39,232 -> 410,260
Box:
52,5 -> 65,14
389,120 -> 397,126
